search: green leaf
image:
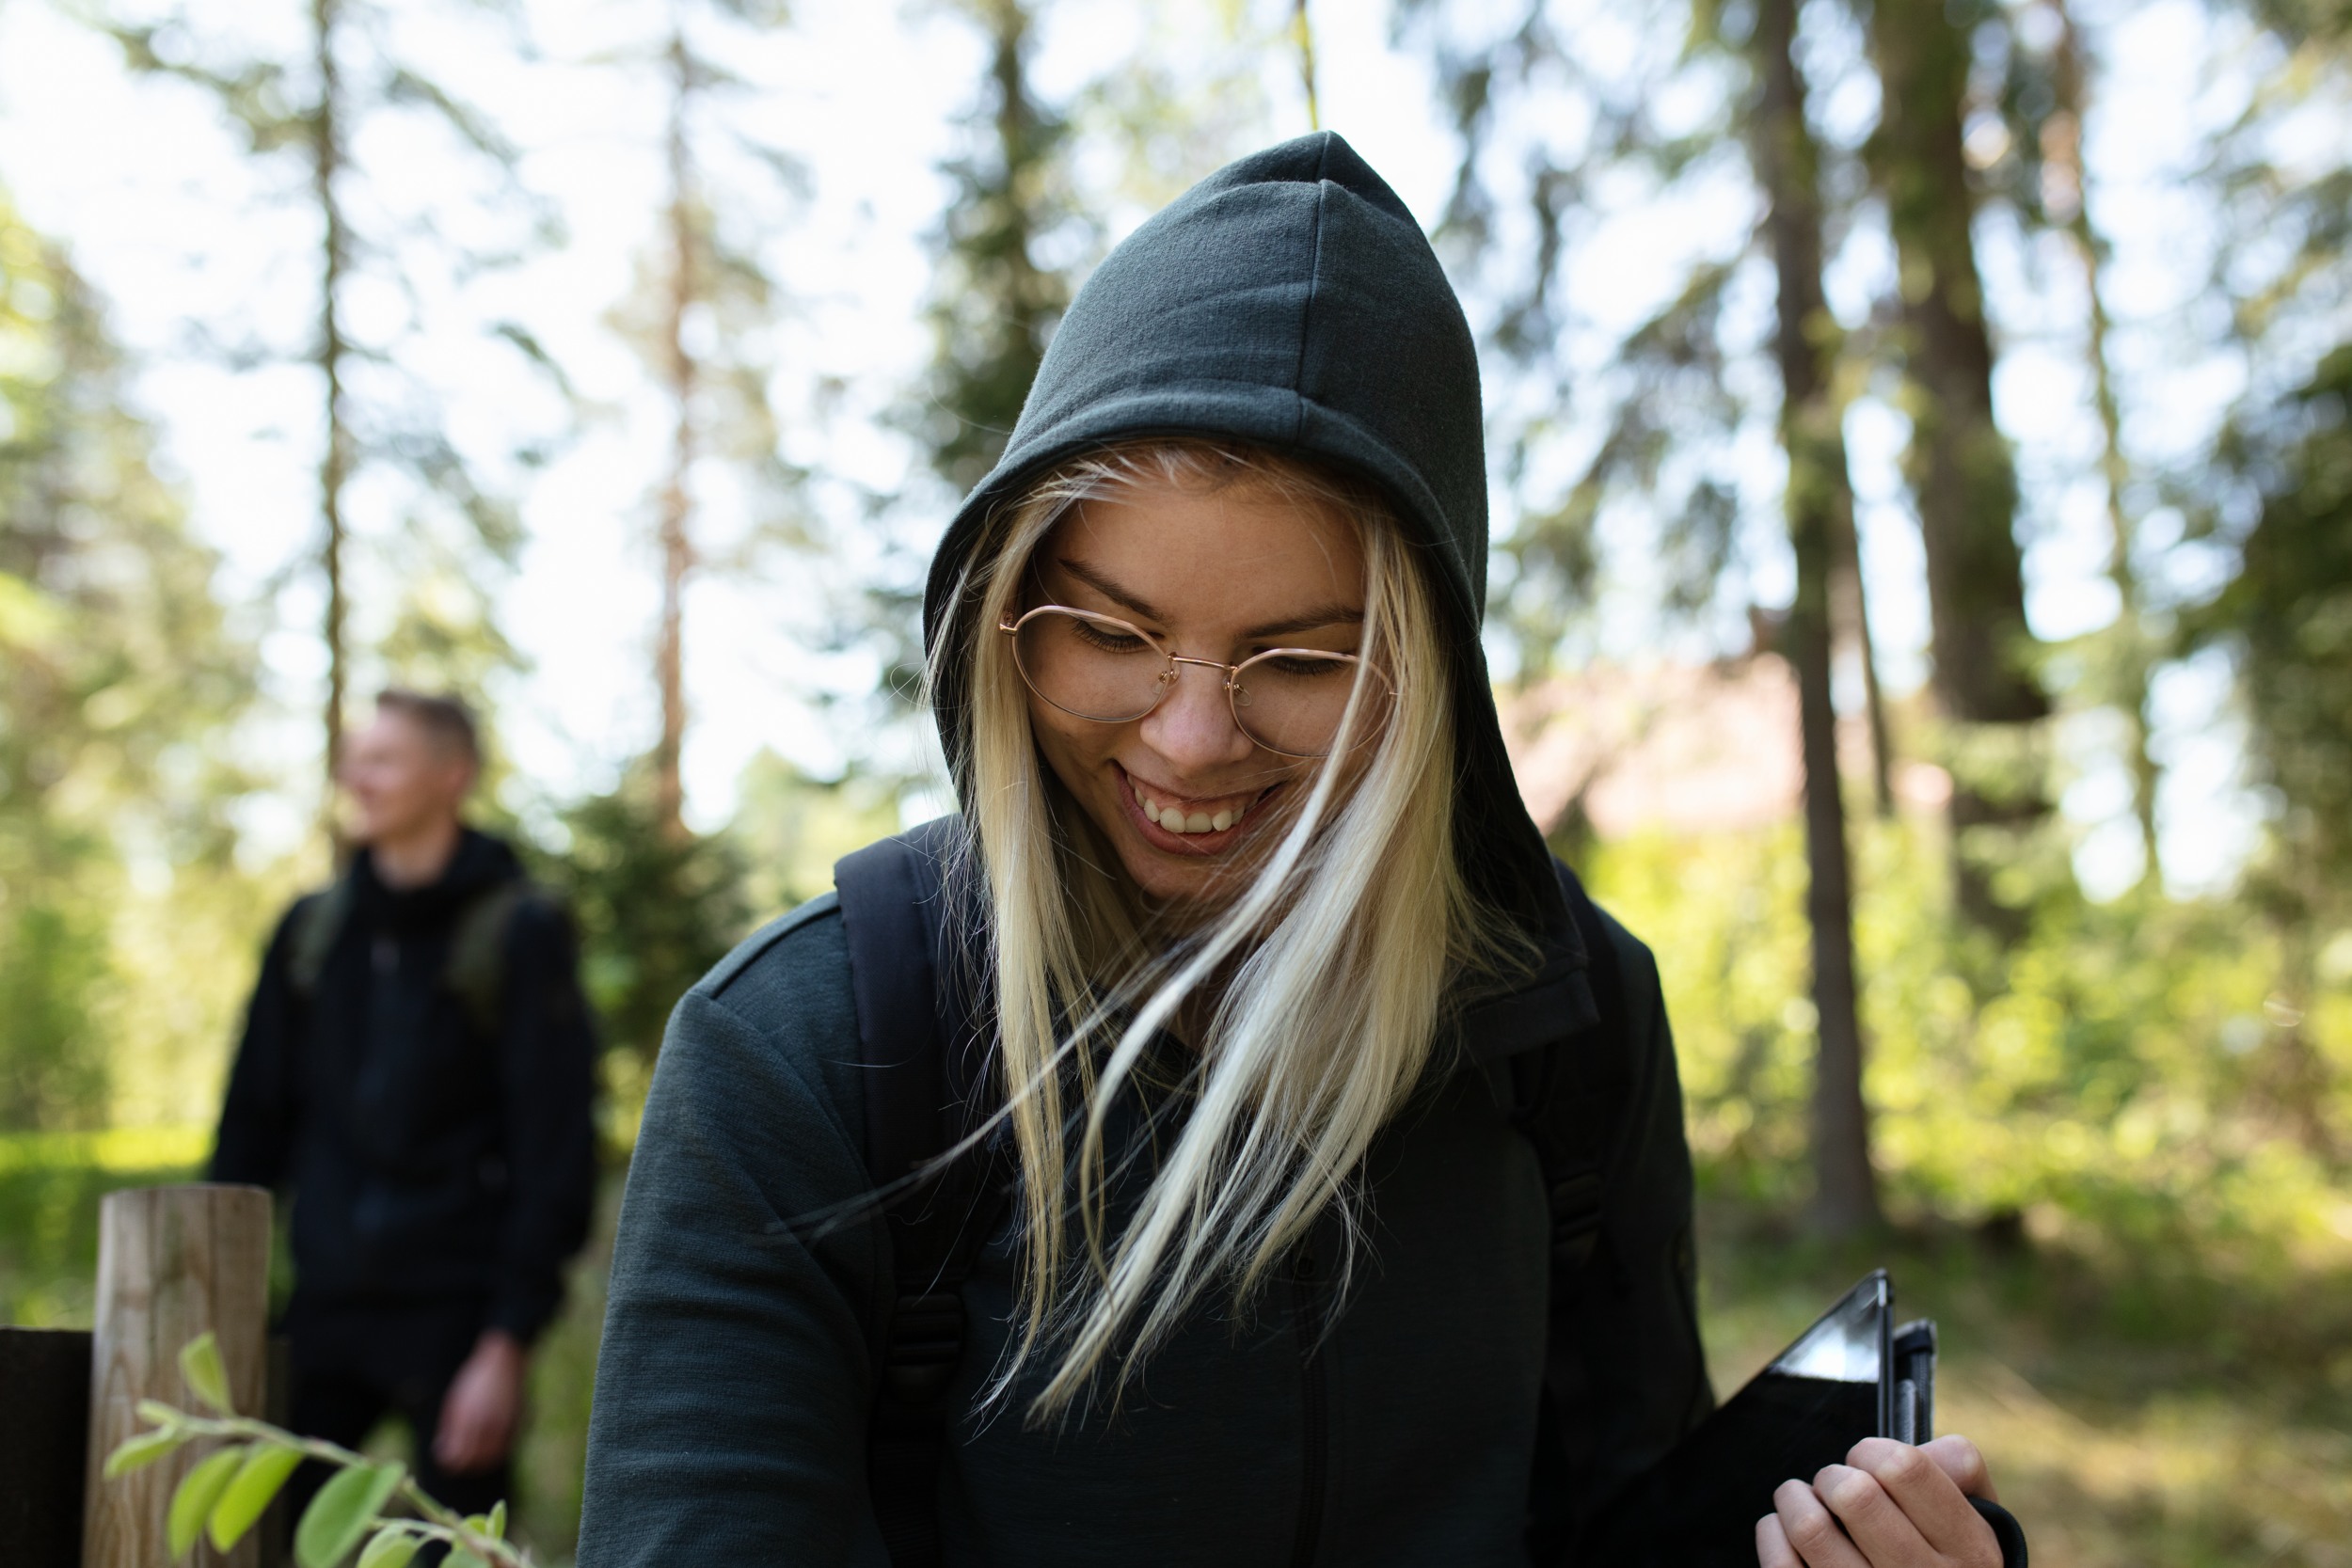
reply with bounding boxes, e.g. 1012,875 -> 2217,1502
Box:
179,1332 -> 234,1416
207,1443 -> 302,1551
167,1446 -> 246,1559
103,1425 -> 185,1479
355,1527 -> 422,1568
135,1398 -> 185,1428
461,1501 -> 506,1541
295,1461 -> 406,1568
444,1551 -> 488,1568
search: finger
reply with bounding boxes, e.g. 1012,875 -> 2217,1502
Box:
1811,1462 -> 1930,1566
1756,1512 -> 1804,1568
1921,1434 -> 1998,1503
1847,1437 -> 1997,1559
1772,1478 -> 1870,1568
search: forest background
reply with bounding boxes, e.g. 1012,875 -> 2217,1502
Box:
3,0 -> 2349,1561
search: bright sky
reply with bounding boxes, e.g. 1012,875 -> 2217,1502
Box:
0,0 -> 2272,895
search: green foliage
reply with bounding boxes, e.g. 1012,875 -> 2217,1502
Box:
112,1334 -> 527,1567
0,1128 -> 204,1323
552,773 -> 751,1071
299,1461 -> 410,1568
731,749 -> 904,919
0,187 -> 266,1132
915,0 -> 1081,498
2194,343 -> 2352,919
1585,819 -> 2352,1258
179,1326 -> 233,1415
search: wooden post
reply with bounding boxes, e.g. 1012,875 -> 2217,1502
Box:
82,1184 -> 271,1568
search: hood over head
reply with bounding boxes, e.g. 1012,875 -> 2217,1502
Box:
925,131 -> 1564,939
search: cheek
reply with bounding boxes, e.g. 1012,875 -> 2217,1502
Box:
1026,693 -> 1109,785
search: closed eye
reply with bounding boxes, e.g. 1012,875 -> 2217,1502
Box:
1073,619 -> 1155,655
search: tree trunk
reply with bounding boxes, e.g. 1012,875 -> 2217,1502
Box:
1865,0 -> 2050,933
2050,0 -> 2161,886
1292,0 -> 1321,132
311,0 -> 350,815
1832,504 -> 1898,816
653,24 -> 696,845
1754,0 -> 1882,1235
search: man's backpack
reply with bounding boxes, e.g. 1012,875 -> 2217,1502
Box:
284,874 -> 537,1037
833,820 -> 1631,1568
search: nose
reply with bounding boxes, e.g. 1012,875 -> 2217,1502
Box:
1139,661 -> 1255,772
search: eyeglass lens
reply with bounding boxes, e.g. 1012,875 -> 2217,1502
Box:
1009,608 -> 1380,757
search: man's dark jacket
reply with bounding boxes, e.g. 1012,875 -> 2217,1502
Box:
213,829 -> 597,1370
578,133 -> 1711,1565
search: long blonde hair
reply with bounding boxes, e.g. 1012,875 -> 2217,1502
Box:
930,438 -> 1523,1419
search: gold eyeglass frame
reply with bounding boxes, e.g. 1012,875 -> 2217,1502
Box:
996,603 -> 1394,759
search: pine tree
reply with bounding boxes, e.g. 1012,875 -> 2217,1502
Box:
917,0 -> 1075,497
602,0 -> 804,841
1751,0 -> 1881,1234
103,0 -> 555,813
0,190 -> 259,1128
1862,0 -> 2052,935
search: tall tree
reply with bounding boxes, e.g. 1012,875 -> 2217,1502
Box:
106,0 -> 553,815
918,0 -> 1074,497
1406,0 -> 1899,815
1751,0 -> 1881,1233
1978,0 -> 2161,884
2045,1 -> 2159,884
1863,0 -> 2051,933
1291,0 -> 1320,131
605,0 -> 802,840
0,190 -> 259,1128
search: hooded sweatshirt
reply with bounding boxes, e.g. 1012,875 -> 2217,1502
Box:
577,134 -> 1709,1568
214,829 -> 599,1370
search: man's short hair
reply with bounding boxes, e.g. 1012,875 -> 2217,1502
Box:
375,689 -> 482,768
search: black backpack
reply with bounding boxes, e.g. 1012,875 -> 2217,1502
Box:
833,821 -> 1630,1568
285,873 -> 539,1037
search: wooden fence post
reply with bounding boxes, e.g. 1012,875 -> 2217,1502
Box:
81,1183 -> 271,1568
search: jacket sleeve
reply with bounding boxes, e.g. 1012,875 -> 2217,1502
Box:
576,952 -> 892,1566
209,901 -> 308,1189
482,897 -> 600,1345
1544,911 -> 1716,1562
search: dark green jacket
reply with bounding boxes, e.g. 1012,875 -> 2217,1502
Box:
579,132 -> 1712,1565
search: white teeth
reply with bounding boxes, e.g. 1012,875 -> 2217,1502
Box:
1134,781 -> 1246,834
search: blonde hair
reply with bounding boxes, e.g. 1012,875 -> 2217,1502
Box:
930,438 -> 1522,1419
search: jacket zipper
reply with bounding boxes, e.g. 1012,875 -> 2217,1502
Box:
1289,1251 -> 1327,1568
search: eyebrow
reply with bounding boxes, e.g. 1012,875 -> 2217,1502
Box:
1053,556 -> 1365,641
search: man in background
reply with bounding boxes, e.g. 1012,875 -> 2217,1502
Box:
213,689 -> 597,1513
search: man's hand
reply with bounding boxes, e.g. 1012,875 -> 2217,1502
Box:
434,1329 -> 527,1476
1756,1434 -> 2002,1568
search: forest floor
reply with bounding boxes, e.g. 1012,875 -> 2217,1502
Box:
8,1141 -> 2349,1567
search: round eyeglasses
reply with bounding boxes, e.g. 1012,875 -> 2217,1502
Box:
998,604 -> 1393,759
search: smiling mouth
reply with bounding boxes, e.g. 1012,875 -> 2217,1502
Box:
1115,763 -> 1279,850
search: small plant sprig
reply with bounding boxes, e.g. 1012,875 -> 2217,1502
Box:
104,1332 -> 530,1568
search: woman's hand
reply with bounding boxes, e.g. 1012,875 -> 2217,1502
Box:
1756,1434 -> 2002,1568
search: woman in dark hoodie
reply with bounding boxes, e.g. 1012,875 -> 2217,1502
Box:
576,135 -> 2007,1568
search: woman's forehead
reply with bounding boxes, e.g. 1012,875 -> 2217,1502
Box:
1043,483 -> 1366,626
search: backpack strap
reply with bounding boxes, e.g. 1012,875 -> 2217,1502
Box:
835,821 -> 1010,1568
1507,860 -> 1628,1285
283,870 -> 534,1041
285,877 -> 358,999
441,879 -> 533,1038
1516,860 -> 1635,1564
